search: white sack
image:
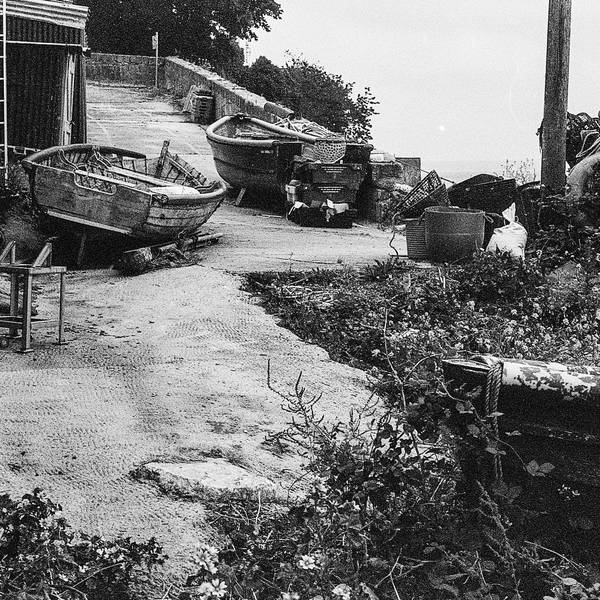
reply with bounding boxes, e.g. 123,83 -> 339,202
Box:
486,221 -> 528,260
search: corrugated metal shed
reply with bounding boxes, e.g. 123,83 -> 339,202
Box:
9,16 -> 85,45
5,0 -> 89,152
7,0 -> 88,31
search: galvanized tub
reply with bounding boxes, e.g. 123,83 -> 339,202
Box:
424,206 -> 485,262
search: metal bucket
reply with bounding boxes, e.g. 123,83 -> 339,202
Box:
424,206 -> 485,262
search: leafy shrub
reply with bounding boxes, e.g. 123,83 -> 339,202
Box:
243,250 -> 600,597
179,387 -> 599,600
0,488 -> 165,600
239,54 -> 379,143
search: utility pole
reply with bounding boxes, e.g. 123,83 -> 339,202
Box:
541,0 -> 571,195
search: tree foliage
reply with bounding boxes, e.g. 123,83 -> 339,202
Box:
78,0 -> 282,70
241,55 -> 379,143
78,1 -> 378,142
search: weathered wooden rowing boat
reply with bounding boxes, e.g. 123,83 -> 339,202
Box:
22,142 -> 226,242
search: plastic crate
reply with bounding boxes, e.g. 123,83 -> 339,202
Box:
193,94 -> 215,124
403,218 -> 428,260
303,162 -> 366,188
391,170 -> 449,219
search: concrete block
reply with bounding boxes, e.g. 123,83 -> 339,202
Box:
369,161 -> 403,182
357,185 -> 395,222
136,459 -> 284,501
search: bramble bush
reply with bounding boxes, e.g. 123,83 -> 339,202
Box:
240,54 -> 379,143
0,488 -> 165,600
236,247 -> 600,600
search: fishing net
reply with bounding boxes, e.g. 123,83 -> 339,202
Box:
312,139 -> 347,163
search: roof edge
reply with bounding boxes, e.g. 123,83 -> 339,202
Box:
7,0 -> 88,30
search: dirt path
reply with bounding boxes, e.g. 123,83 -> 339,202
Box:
0,266 -> 373,577
0,82 -> 395,581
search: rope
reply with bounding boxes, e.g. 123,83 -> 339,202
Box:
484,360 -> 504,481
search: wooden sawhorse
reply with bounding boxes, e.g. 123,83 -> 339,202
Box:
0,241 -> 67,353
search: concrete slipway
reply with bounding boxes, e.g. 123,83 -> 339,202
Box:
0,82 -> 399,582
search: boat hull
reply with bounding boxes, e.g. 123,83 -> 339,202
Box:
206,115 -> 310,192
22,144 -> 226,242
208,137 -> 300,192
443,357 -> 600,488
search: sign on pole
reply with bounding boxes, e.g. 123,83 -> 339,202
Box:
152,31 -> 159,87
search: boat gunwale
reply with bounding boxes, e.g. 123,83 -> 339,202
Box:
206,114 -> 318,147
21,144 -> 148,172
30,161 -> 226,207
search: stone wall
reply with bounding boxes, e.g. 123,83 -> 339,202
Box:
163,57 -> 293,123
86,53 -> 293,123
86,53 -> 165,86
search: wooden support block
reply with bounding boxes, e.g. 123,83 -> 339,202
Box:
19,273 -> 33,353
234,188 -> 247,207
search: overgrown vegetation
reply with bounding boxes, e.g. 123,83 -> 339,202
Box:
0,489 -> 165,599
496,159 -> 537,185
196,238 -> 600,600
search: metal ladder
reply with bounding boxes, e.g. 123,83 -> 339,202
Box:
0,0 -> 7,182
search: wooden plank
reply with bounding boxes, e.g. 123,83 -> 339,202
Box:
105,165 -> 175,187
31,242 -> 53,267
155,141 -> 170,178
234,188 -> 247,206
0,266 -> 67,275
0,241 -> 16,264
46,209 -> 133,235
0,318 -> 59,328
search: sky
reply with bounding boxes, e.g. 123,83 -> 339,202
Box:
248,0 -> 600,170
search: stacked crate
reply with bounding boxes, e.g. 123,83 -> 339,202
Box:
288,161 -> 367,227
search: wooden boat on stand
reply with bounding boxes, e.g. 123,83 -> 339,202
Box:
22,141 -> 226,243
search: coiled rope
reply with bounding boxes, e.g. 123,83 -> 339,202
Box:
484,361 -> 504,481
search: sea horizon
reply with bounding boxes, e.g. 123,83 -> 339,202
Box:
420,158 -> 539,186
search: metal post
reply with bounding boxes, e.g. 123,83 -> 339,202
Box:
541,0 -> 572,195
153,31 -> 159,88
2,0 -> 8,182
